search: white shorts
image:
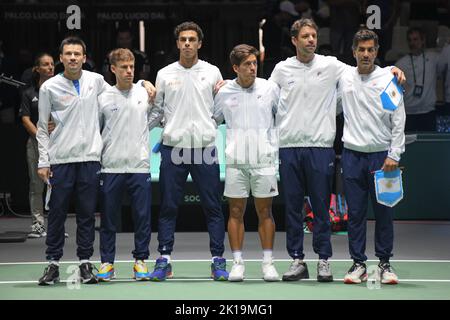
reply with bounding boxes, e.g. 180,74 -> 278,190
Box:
224,166 -> 279,198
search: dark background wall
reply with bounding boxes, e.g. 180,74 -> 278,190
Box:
1,0 -> 450,230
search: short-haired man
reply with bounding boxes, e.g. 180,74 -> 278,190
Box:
396,27 -> 444,132
339,29 -> 405,284
149,22 -> 228,281
269,18 -> 404,282
213,44 -> 280,281
95,48 -> 161,282
36,37 -> 155,286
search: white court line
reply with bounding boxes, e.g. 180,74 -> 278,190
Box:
1,259 -> 450,265
1,278 -> 450,285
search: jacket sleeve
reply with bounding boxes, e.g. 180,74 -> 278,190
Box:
388,98 -> 406,162
36,85 -> 51,168
148,73 -> 165,129
212,92 -> 225,125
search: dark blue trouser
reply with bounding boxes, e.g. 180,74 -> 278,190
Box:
342,148 -> 394,263
99,173 -> 152,263
279,147 -> 335,260
158,145 -> 225,257
46,161 -> 101,261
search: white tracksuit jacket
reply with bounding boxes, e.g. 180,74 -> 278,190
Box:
269,54 -> 347,148
36,71 -> 108,168
153,60 -> 223,148
98,84 -> 161,173
338,66 -> 406,161
213,78 -> 280,168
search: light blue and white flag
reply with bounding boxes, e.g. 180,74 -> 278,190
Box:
380,76 -> 403,112
374,168 -> 404,207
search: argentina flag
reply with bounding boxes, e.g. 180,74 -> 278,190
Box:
380,76 -> 403,112
374,168 -> 404,207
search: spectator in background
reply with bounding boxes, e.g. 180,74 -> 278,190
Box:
262,0 -> 299,78
396,27 -> 445,132
327,0 -> 362,64
438,43 -> 450,109
0,39 -> 20,124
19,53 -> 55,239
102,27 -> 150,85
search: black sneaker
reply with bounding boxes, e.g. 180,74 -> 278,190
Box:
38,264 -> 60,286
79,262 -> 98,284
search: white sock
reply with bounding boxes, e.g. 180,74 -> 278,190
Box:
162,255 -> 171,263
232,251 -> 243,262
79,259 -> 89,265
263,250 -> 273,263
49,260 -> 59,267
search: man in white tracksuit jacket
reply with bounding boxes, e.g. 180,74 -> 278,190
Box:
269,18 -> 405,282
213,44 -> 280,282
149,21 -> 228,281
36,37 -> 156,286
340,29 -> 405,285
36,37 -> 108,286
95,48 -> 161,282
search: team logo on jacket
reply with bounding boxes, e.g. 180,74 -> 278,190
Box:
270,186 -> 276,193
32,96 -> 38,102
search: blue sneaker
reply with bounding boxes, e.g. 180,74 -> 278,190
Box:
211,257 -> 229,281
149,257 -> 173,281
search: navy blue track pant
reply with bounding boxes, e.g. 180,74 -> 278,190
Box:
342,148 -> 394,263
157,145 -> 225,257
279,147 -> 335,260
99,173 -> 152,263
45,161 -> 100,261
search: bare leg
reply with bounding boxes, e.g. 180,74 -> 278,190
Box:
227,198 -> 247,251
254,197 -> 275,250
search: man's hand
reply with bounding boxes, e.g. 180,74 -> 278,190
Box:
381,158 -> 399,172
391,67 -> 406,85
48,119 -> 55,134
37,167 -> 52,184
214,80 -> 227,95
142,81 -> 156,103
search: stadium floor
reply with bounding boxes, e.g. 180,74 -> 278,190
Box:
0,216 -> 449,300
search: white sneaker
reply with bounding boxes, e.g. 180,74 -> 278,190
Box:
228,259 -> 245,282
379,262 -> 399,284
262,260 -> 280,282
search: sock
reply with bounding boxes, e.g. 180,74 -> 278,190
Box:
212,256 -> 222,263
294,258 -> 304,264
49,260 -> 59,267
79,259 -> 89,265
262,250 -> 273,263
232,251 -> 243,262
162,255 -> 171,263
